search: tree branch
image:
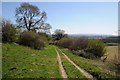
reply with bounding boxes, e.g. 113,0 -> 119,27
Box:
32,16 -> 43,27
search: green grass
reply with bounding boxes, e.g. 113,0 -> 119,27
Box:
2,43 -> 61,78
106,46 -> 118,61
57,48 -> 86,79
60,48 -> 116,79
2,43 -> 117,79
0,43 -> 2,79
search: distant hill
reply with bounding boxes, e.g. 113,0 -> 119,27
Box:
68,34 -> 118,43
68,34 -> 114,39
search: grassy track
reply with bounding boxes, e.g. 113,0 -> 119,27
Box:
60,48 -> 116,79
57,48 -> 86,79
2,43 -> 61,78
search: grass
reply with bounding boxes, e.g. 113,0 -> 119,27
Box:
105,46 -> 118,61
2,43 -> 61,78
60,48 -> 116,79
2,43 -> 118,79
0,43 -> 2,79
104,46 -> 119,78
57,48 -> 87,79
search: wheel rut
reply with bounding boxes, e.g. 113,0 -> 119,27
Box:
56,47 -> 97,80
55,48 -> 68,80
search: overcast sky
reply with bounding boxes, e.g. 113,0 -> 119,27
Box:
2,2 -> 118,35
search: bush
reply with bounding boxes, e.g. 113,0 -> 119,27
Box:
19,31 -> 45,49
57,38 -> 73,48
69,38 -> 88,51
2,23 -> 17,43
38,32 -> 51,44
85,39 -> 106,58
71,50 -> 96,59
56,37 -> 106,58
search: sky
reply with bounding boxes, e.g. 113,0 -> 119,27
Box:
2,2 -> 118,35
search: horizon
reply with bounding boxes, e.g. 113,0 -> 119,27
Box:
68,33 -> 118,36
2,2 -> 118,36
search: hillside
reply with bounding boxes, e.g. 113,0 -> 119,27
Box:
2,43 -> 117,79
2,43 -> 61,78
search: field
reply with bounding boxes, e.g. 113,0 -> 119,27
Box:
106,46 -> 118,61
0,43 -> 2,79
2,43 -> 118,79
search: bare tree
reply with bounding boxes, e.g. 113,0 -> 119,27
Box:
15,3 -> 47,31
40,23 -> 52,34
52,29 -> 67,40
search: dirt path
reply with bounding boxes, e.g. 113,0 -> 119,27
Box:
57,48 -> 97,80
55,48 -> 68,79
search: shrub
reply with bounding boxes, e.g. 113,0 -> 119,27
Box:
85,39 -> 106,58
19,31 -> 45,49
56,37 -> 106,58
57,38 -> 73,48
2,22 -> 17,43
78,51 -> 96,59
38,32 -> 50,44
57,38 -> 88,51
71,50 -> 96,59
69,38 -> 88,51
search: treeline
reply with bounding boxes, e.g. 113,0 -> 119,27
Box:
53,38 -> 107,59
101,36 -> 119,43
